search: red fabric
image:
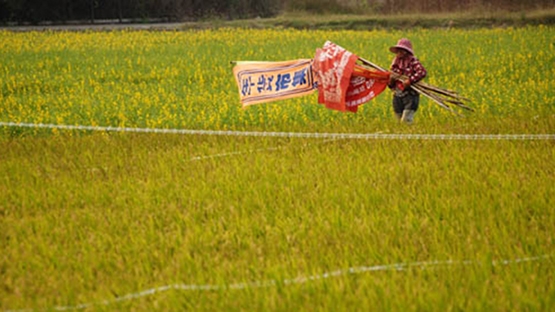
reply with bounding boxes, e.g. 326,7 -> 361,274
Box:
345,73 -> 389,113
313,42 -> 390,113
313,41 -> 359,112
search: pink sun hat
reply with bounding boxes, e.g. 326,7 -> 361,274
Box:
389,38 -> 414,55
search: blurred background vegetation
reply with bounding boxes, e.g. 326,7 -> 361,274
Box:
1,0 -> 554,25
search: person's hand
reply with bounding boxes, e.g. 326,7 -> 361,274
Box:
388,72 -> 400,86
402,79 -> 411,88
388,75 -> 395,86
389,72 -> 400,80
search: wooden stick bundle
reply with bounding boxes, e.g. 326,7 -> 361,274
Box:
357,57 -> 473,113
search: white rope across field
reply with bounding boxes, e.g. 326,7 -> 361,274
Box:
1,121 -> 554,140
4,254 -> 552,312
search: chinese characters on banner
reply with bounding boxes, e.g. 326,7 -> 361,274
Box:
232,42 -> 390,113
313,41 -> 390,113
344,68 -> 390,113
313,41 -> 359,112
232,59 -> 317,107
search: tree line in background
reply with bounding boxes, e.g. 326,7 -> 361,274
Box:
0,0 -> 280,23
1,0 -> 553,24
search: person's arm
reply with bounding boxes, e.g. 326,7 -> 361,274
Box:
389,61 -> 402,88
388,71 -> 401,88
405,58 -> 427,87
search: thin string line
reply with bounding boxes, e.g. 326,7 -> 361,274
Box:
5,254 -> 552,312
1,122 -> 554,140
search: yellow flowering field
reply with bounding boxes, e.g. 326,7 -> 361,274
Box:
1,27 -> 554,133
1,27 -> 554,311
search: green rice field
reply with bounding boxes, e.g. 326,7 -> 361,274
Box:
1,26 -> 554,311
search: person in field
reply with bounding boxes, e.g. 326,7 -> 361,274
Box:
388,38 -> 427,124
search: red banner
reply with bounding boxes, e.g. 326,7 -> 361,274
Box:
313,41 -> 359,112
313,41 -> 389,113
345,67 -> 390,113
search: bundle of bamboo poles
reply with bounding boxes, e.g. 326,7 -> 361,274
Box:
357,57 -> 473,114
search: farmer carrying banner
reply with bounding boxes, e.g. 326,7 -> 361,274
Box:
232,41 -> 472,118
388,38 -> 428,124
